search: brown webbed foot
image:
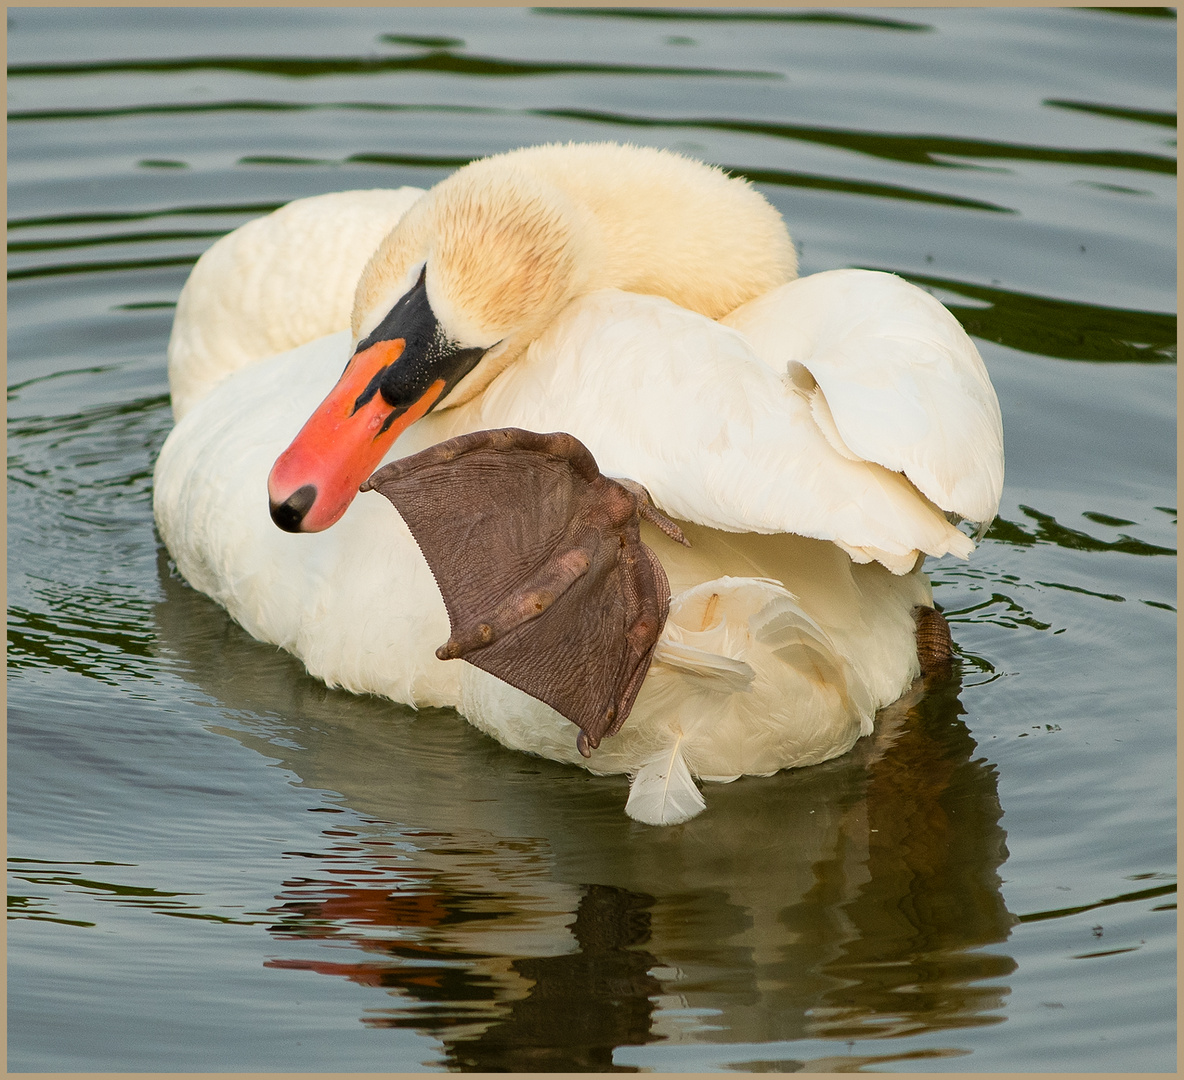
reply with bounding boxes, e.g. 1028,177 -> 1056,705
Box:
362,428 -> 675,754
913,604 -> 954,679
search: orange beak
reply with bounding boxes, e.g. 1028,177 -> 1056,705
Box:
267,338 -> 445,533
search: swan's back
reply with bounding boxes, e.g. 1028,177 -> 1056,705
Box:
167,187 -> 425,420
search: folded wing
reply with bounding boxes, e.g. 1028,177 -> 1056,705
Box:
722,268 -> 1004,530
447,283 -> 1000,574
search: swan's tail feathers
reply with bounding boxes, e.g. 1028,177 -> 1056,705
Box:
651,639 -> 754,692
749,591 -> 876,736
625,738 -> 706,826
748,592 -> 835,656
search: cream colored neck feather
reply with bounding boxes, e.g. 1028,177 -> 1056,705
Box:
352,143 -> 798,407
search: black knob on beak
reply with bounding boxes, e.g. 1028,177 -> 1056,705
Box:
269,484 -> 318,533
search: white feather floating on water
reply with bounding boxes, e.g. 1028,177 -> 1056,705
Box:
624,737 -> 707,826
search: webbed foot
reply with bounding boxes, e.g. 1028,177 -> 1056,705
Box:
363,428 -> 676,753
913,605 -> 954,679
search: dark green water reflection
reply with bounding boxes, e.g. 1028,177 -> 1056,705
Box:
890,272 -> 1177,364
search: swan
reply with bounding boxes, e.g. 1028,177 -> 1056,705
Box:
153,142 -> 1004,825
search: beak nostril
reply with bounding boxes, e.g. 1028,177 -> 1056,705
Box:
270,484 -> 318,533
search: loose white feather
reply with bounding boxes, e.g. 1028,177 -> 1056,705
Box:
624,738 -> 707,826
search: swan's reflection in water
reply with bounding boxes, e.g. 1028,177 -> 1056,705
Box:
155,552 -> 1016,1070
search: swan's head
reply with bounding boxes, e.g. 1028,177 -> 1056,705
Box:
267,162 -> 595,533
267,142 -> 796,533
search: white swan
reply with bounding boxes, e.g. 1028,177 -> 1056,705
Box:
154,142 -> 1004,825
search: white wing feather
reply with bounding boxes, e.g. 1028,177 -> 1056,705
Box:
445,288 -> 975,574
624,737 -> 707,826
722,269 -> 1004,527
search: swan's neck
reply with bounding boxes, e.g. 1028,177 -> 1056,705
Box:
513,143 -> 798,319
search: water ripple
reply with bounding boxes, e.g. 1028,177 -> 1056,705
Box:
537,107 -> 1177,176
8,51 -> 779,81
8,254 -> 200,282
1044,98 -> 1177,129
8,203 -> 284,229
724,163 -> 1010,213
987,505 -> 1176,556
8,858 -> 259,927
1016,881 -> 1176,924
884,271 -> 1177,364
533,7 -> 935,32
13,98 -> 1173,178
8,100 -> 487,123
9,229 -> 226,254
